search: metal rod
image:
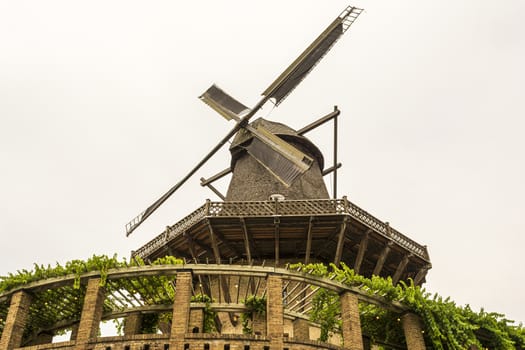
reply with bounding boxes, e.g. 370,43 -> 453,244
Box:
322,163 -> 342,176
297,107 -> 340,135
333,107 -> 338,199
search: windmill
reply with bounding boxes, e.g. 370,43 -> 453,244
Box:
126,5 -> 363,236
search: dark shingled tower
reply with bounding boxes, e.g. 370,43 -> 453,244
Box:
226,118 -> 329,201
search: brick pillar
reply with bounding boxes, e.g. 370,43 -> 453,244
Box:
188,308 -> 203,333
170,271 -> 192,349
124,312 -> 143,335
0,291 -> 32,350
70,324 -> 79,341
266,274 -> 283,349
401,313 -> 426,350
340,292 -> 363,350
75,278 -> 105,350
252,312 -> 266,336
293,318 -> 309,341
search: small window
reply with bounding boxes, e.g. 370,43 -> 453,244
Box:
263,346 -> 270,350
164,344 -> 169,350
124,346 -> 130,350
105,347 -> 111,350
224,345 -> 230,350
192,327 -> 199,333
144,344 -> 150,350
244,346 -> 250,350
204,345 -> 210,350
184,344 -> 190,350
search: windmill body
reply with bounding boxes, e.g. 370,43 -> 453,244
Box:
226,118 -> 329,201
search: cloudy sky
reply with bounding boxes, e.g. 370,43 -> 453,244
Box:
1,0 -> 524,325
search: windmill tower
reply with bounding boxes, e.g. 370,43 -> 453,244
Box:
127,4 -> 432,348
0,6 -> 434,350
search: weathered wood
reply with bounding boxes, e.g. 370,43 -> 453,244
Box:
334,217 -> 348,265
373,242 -> 393,276
392,254 -> 412,285
414,264 -> 431,286
240,218 -> 253,263
354,230 -> 371,274
304,216 -> 314,264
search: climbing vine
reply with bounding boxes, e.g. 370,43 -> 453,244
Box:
289,262 -> 525,349
241,295 -> 266,334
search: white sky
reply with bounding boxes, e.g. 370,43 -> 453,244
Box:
1,0 -> 524,325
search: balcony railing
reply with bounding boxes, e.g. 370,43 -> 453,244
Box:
133,198 -> 430,262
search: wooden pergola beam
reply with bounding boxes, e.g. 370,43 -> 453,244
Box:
373,241 -> 393,276
353,230 -> 371,274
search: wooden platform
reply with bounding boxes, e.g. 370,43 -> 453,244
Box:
133,198 -> 431,285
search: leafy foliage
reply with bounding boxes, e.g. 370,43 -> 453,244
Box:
290,262 -> 525,349
310,288 -> 340,342
241,295 -> 266,334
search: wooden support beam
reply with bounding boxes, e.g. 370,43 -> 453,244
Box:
274,218 -> 281,266
413,264 -> 431,286
240,218 -> 253,263
209,223 -> 243,258
200,177 -> 225,200
200,167 -> 232,186
354,230 -> 371,275
304,217 -> 314,264
333,217 -> 348,265
183,233 -> 198,260
207,220 -> 222,263
373,241 -> 393,276
392,254 -> 412,285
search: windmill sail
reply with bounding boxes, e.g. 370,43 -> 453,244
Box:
126,5 -> 363,236
262,6 -> 362,106
199,84 -> 250,121
245,125 -> 314,186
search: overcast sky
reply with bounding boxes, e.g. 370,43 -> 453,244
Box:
1,0 -> 524,325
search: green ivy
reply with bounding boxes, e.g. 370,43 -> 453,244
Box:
241,295 -> 266,334
289,262 -> 525,349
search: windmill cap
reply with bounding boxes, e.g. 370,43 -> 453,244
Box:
229,118 -> 325,170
